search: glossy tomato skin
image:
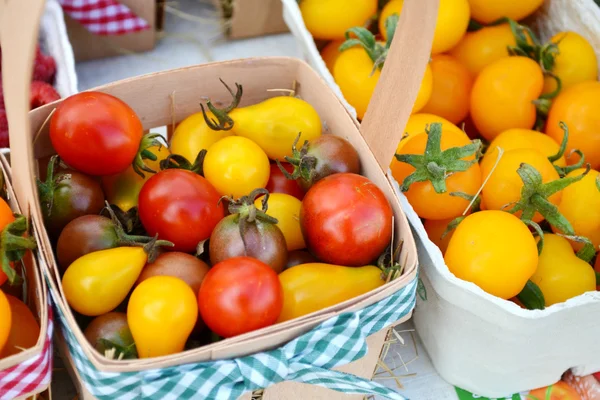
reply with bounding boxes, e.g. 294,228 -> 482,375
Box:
470,56 -> 544,141
1,295 -> 39,357
0,291 -> 11,353
300,173 -> 393,266
84,312 -> 136,359
300,0 -> 377,40
468,0 -> 544,24
198,257 -> 283,338
50,92 -> 143,176
138,169 -> 225,252
266,163 -> 305,200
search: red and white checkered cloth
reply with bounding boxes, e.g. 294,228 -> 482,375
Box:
59,0 -> 150,35
0,306 -> 53,400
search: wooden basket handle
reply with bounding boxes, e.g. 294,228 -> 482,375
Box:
0,0 -> 47,216
360,0 -> 440,170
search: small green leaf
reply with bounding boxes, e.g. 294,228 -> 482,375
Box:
517,280 -> 545,310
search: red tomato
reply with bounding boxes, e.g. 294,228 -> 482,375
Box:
198,257 -> 283,337
300,173 -> 393,266
266,163 -> 305,200
138,170 -> 225,252
50,92 -> 143,176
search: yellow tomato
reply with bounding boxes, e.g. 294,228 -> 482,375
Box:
393,128 -> 481,220
449,23 -> 516,78
445,210 -> 539,299
412,63 -> 434,114
424,218 -> 455,255
481,128 -> 567,173
278,263 -> 385,322
555,168 -> 600,251
481,148 -> 561,223
421,54 -> 473,124
204,136 -> 270,198
300,0 -> 377,40
546,81 -> 600,170
255,193 -> 305,251
170,111 -> 232,163
230,97 -> 322,160
467,0 -> 544,24
380,0 -> 470,54
530,234 -> 596,306
128,276 -> 197,358
470,56 -> 544,141
62,247 -> 148,316
321,40 -> 345,73
102,145 -> 170,212
333,47 -> 380,120
543,31 -> 598,94
0,291 -> 11,353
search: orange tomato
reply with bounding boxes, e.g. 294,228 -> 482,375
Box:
1,295 -> 39,357
0,291 -> 11,353
393,129 -> 481,220
320,40 -> 344,73
421,54 -> 473,124
424,218 -> 456,254
529,381 -> 582,400
546,81 -> 600,170
470,56 -> 544,141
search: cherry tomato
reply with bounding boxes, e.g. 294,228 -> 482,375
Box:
421,54 -> 473,124
300,0 -> 377,40
445,210 -> 538,299
300,173 -> 393,266
50,92 -> 143,176
84,312 -> 137,359
102,145 -> 170,212
204,136 -> 270,199
266,163 -> 305,200
546,81 -> 600,170
481,148 -> 560,223
128,276 -> 197,358
467,0 -> 544,24
198,257 -> 283,338
543,31 -> 598,94
320,40 -> 344,73
424,218 -> 455,255
0,295 -> 38,357
380,0 -> 470,54
0,291 -> 11,353
470,56 -> 544,141
393,129 -> 481,220
138,169 -> 225,252
529,381 -> 582,400
255,193 -> 306,251
449,24 -> 517,78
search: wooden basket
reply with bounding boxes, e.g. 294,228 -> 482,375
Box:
4,0 -> 437,398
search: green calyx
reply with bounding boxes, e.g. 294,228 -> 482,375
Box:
278,133 -> 316,184
339,14 -> 399,73
224,188 -> 279,225
0,215 -> 37,285
132,133 -> 167,179
200,78 -> 243,131
37,155 -> 70,218
98,338 -> 138,360
394,123 -> 482,194
160,150 -> 207,175
103,202 -> 164,248
377,240 -> 405,282
548,122 -> 586,177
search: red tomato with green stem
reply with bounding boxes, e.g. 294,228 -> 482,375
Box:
300,173 -> 393,266
138,169 -> 225,253
198,257 -> 283,338
266,163 -> 304,200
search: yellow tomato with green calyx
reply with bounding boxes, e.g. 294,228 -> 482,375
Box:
380,0 -> 470,54
102,145 -> 170,212
128,276 -> 197,358
467,0 -> 544,24
481,128 -> 567,173
543,31 -> 598,94
62,247 -> 149,316
255,193 -> 305,251
445,210 -> 539,299
530,234 -> 596,306
170,111 -> 232,163
278,263 -> 385,322
204,136 -> 270,199
300,0 -> 377,40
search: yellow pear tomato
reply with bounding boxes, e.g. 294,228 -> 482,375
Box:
170,111 -> 232,163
